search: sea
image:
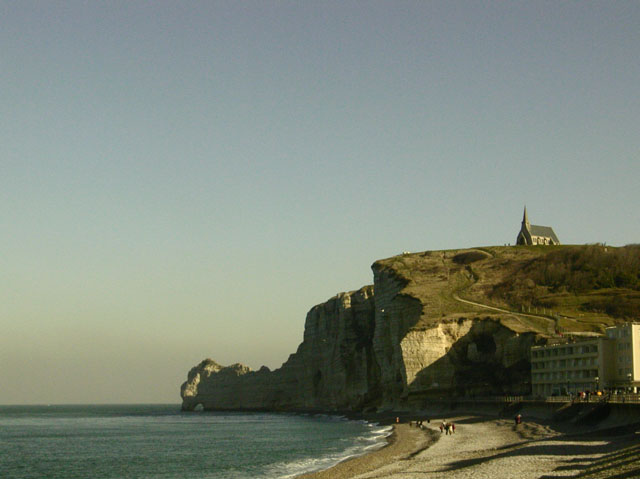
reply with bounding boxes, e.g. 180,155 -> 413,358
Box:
0,404 -> 391,479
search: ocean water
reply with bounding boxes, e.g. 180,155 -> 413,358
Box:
0,405 -> 390,479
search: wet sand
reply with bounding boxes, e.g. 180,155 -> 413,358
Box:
296,422 -> 437,479
298,416 -> 640,479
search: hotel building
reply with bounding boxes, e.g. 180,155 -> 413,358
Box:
530,323 -> 639,396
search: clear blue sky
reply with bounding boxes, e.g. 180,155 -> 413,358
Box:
1,1 -> 638,404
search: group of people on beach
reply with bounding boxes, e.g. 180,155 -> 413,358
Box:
407,418 -> 428,429
404,417 -> 456,434
439,420 -> 455,435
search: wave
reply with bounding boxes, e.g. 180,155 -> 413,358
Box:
264,421 -> 391,478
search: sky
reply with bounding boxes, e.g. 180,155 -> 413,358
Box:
1,1 -> 638,404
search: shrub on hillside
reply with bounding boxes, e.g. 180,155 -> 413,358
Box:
491,245 -> 640,319
582,295 -> 640,319
525,244 -> 640,293
452,251 -> 488,265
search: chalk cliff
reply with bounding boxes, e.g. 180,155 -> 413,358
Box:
181,247 -> 563,412
181,286 -> 378,411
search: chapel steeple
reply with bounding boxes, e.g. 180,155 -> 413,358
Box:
522,206 -> 530,227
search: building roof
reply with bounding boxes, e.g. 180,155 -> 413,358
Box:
529,224 -> 560,244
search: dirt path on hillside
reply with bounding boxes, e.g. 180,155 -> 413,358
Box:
452,293 -> 557,333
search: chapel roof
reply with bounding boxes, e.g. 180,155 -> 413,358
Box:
529,224 -> 560,244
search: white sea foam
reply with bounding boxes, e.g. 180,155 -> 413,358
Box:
363,441 -> 387,451
264,419 -> 390,478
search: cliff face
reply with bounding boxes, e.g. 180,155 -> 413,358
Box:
181,286 -> 378,411
181,248 -> 548,412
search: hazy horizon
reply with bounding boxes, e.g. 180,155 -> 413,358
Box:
2,1 -> 639,405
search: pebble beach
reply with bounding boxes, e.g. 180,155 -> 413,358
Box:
299,416 -> 640,479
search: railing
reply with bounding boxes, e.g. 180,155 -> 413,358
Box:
605,394 -> 640,404
538,394 -> 640,404
451,396 -> 525,403
545,395 -> 572,403
449,394 -> 640,404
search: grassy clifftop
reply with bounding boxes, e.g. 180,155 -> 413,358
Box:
374,244 -> 640,337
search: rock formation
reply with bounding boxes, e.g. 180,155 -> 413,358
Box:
181,286 -> 378,411
181,247 -> 556,412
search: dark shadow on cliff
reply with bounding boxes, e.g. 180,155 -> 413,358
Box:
404,318 -> 537,409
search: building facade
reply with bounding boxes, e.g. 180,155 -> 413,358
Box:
530,323 -> 640,396
531,338 -> 612,396
606,322 -> 640,390
516,207 -> 560,246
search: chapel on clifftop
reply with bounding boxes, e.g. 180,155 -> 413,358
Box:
516,207 -> 560,246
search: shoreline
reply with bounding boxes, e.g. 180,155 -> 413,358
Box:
296,421 -> 438,479
297,415 -> 640,479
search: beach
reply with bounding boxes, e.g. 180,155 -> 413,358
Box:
297,421 -> 437,479
299,415 -> 640,479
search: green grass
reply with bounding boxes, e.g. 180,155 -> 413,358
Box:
376,245 -> 639,336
